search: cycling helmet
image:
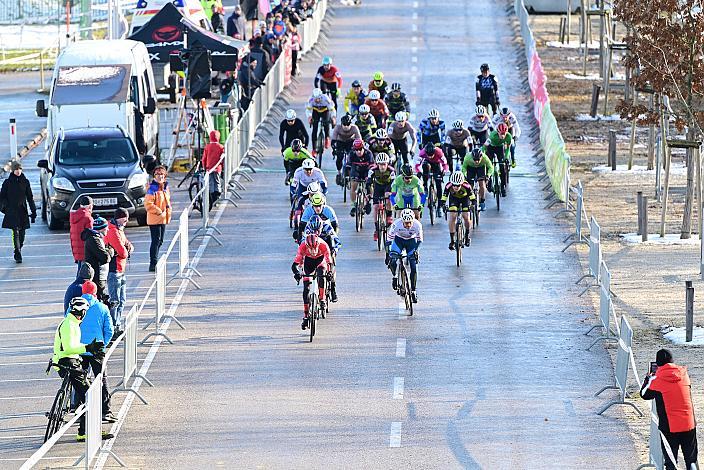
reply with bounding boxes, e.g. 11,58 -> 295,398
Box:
306,181 -> 321,194
501,107 -> 511,117
423,142 -> 435,154
352,138 -> 364,150
305,233 -> 320,248
428,108 -> 440,119
312,88 -> 323,98
310,193 -> 325,206
341,114 -> 352,126
373,71 -> 384,81
69,297 -> 90,318
452,119 -> 464,129
322,56 -> 332,65
291,139 -> 303,152
302,158 -> 316,170
375,128 -> 388,139
400,164 -> 413,177
390,82 -> 402,92
450,171 -> 465,186
368,90 -> 380,100
359,104 -> 370,114
351,80 -> 361,87
285,109 -> 297,120
475,105 -> 486,115
375,152 -> 390,165
395,111 -> 407,122
401,209 -> 415,222
307,215 -> 323,234
480,63 -> 490,72
497,123 -> 509,136
472,147 -> 483,160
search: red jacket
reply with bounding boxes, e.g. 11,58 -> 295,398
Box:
69,207 -> 92,262
293,239 -> 331,271
364,97 -> 389,120
202,130 -> 224,173
104,220 -> 132,273
641,363 -> 696,433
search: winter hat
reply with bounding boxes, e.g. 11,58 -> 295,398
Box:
114,208 -> 129,220
78,263 -> 94,281
209,129 -> 221,143
656,349 -> 673,366
79,195 -> 93,207
92,217 -> 108,231
10,160 -> 22,171
82,280 -> 98,296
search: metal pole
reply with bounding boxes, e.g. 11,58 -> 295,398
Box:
590,84 -> 601,118
686,281 -> 694,342
637,191 -> 643,236
608,129 -> 616,170
9,118 -> 17,159
642,195 -> 648,242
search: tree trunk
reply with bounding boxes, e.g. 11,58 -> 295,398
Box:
682,129 -> 696,239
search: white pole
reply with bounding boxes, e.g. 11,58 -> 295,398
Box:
9,118 -> 17,160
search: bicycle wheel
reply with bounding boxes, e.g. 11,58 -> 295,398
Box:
355,189 -> 363,232
188,179 -> 202,213
343,176 -> 348,203
309,293 -> 317,342
456,219 -> 463,267
44,378 -> 70,442
428,185 -> 436,226
473,197 -> 480,228
494,172 -> 501,211
404,268 -> 414,316
376,209 -> 383,251
316,132 -> 324,168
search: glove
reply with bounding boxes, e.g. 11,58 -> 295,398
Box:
85,339 -> 104,355
30,213 -> 36,224
292,230 -> 299,242
414,250 -> 420,263
384,250 -> 390,266
511,161 -> 516,169
291,262 -> 299,275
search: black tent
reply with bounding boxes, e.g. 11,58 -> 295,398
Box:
128,2 -> 247,63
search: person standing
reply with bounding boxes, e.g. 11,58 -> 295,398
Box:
202,130 -> 224,211
289,24 -> 301,77
641,348 -> 699,470
64,263 -> 95,314
475,63 -> 500,116
82,216 -> 113,304
227,5 -> 247,39
70,196 -> 93,272
0,160 -> 36,263
104,208 -> 133,334
145,166 -> 171,272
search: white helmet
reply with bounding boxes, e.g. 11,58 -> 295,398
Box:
475,105 -> 486,115
395,111 -> 407,122
369,90 -> 381,100
312,88 -> 323,98
401,209 -> 415,222
428,108 -> 440,119
306,181 -> 321,193
452,119 -> 464,130
375,152 -> 390,165
285,109 -> 297,120
375,128 -> 388,139
359,104 -> 371,114
302,158 -> 316,170
450,170 -> 465,186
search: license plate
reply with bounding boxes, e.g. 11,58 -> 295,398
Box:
93,197 -> 118,206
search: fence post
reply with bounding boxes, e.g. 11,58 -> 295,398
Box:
578,216 -> 602,296
642,194 -> 648,242
586,261 -> 619,350
686,281 -> 694,343
608,129 -> 617,170
590,84 -> 601,118
9,118 -> 17,159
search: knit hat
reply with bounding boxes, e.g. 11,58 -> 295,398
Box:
82,280 -> 98,296
10,160 -> 22,171
114,208 -> 129,219
78,263 -> 94,281
92,217 -> 108,231
78,195 -> 93,207
656,349 -> 673,366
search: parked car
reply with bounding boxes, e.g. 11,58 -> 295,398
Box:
37,127 -> 151,230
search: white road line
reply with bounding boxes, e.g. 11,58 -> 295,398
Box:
389,422 -> 402,448
398,301 -> 407,319
0,377 -> 57,383
412,1 -> 419,7
0,395 -> 53,400
411,57 -> 418,63
411,76 -> 417,83
411,46 -> 418,54
0,361 -> 47,366
411,23 -> 417,32
396,338 -> 406,358
411,66 -> 418,73
411,36 -> 418,43
393,377 -> 404,399
412,12 -> 418,19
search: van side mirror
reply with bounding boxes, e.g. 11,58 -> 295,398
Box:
36,100 -> 48,118
144,97 -> 156,114
37,159 -> 51,172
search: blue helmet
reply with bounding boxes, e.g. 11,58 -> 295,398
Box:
307,215 -> 323,234
322,56 -> 332,65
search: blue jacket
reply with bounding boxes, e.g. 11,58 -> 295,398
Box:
64,278 -> 84,313
65,294 -> 113,354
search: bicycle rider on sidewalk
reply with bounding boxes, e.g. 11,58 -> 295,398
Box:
386,209 -> 423,303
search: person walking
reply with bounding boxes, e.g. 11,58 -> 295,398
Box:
145,166 -> 171,272
0,160 -> 36,263
64,263 -> 95,314
82,216 -> 114,303
104,208 -> 133,334
202,129 -> 224,211
70,196 -> 93,272
641,348 -> 699,470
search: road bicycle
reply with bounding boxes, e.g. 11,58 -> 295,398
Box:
375,195 -> 390,251
424,172 -> 443,226
311,116 -> 329,168
490,155 -> 503,211
451,207 -> 471,267
395,254 -> 414,316
304,269 -> 330,342
468,177 -> 481,228
354,178 -> 367,232
44,360 -> 74,443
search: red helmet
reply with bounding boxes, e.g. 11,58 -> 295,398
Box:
305,233 -> 319,249
352,139 -> 364,150
497,123 -> 508,136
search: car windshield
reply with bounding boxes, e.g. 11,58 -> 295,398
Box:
57,137 -> 137,166
51,65 -> 130,106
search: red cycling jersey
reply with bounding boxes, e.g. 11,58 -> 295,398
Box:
294,240 -> 332,270
316,65 -> 343,88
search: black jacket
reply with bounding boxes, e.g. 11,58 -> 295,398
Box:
0,172 -> 36,229
81,228 -> 113,277
279,118 -> 309,149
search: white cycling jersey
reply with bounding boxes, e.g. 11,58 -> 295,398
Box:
491,112 -> 521,140
292,167 -> 327,189
387,219 -> 423,242
468,114 -> 492,132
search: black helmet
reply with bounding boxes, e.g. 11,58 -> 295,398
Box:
69,297 -> 90,319
400,164 -> 413,177
424,142 -> 435,154
291,139 -> 303,152
351,79 -> 361,87
480,63 -> 490,72
341,114 -> 352,126
390,82 -> 401,92
472,147 -> 483,160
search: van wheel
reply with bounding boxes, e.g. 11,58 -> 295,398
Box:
47,208 -> 63,230
136,213 -> 148,226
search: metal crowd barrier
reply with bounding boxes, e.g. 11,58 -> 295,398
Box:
585,260 -> 619,350
112,306 -> 152,404
561,181 -> 590,251
636,402 -> 665,470
577,216 -> 602,296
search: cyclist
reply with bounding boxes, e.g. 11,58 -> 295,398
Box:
492,106 -> 521,168
417,108 -> 446,147
283,139 -> 313,185
415,142 -> 449,218
346,139 -> 375,217
343,80 -> 367,116
388,111 -> 417,165
279,109 -> 309,154
365,90 -> 390,130
462,146 -> 494,211
52,297 -> 106,442
331,114 -> 362,186
306,88 -> 337,155
314,56 -> 343,111
293,181 -> 324,222
368,71 -> 389,99
291,158 -> 328,203
468,105 -> 492,146
385,83 -> 410,122
304,215 -> 340,303
367,128 -> 396,161
366,152 -> 396,241
441,171 -> 474,250
476,63 -> 500,116
292,232 -> 332,330
390,164 -> 426,219
444,119 -> 472,171
299,193 -> 339,236
386,208 -> 422,303
353,104 -> 378,141
482,123 -> 513,197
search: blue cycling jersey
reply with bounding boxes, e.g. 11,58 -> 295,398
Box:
301,205 -> 338,225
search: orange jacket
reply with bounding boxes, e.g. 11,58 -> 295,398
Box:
144,180 -> 172,226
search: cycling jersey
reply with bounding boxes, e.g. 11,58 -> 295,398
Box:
387,218 -> 423,242
492,112 -> 521,140
283,147 -> 314,162
292,167 -> 327,191
367,165 -> 396,187
385,91 -> 410,115
445,128 -> 472,148
301,205 -> 338,225
52,314 -> 87,363
462,153 -> 494,177
442,181 -> 474,203
346,148 -> 374,180
368,80 -> 389,99
388,121 -> 415,141
331,124 -> 362,142
417,118 -> 446,145
343,88 -> 367,114
354,114 -> 377,139
415,147 -> 449,174
365,98 -> 389,120
306,94 -> 336,117
468,114 -> 492,132
476,74 -> 500,105
294,240 -> 332,270
367,137 -> 395,157
279,118 -> 309,150
483,130 -> 513,160
390,174 -> 426,209
314,65 -> 343,88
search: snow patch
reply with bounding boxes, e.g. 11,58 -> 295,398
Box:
620,233 -> 701,246
564,73 -> 626,81
662,326 -> 704,346
546,41 -> 600,49
592,162 -> 687,175
575,113 -> 622,122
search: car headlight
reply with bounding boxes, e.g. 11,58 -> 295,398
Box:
128,172 -> 148,189
51,176 -> 75,192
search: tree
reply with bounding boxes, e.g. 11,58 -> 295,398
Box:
615,0 -> 704,238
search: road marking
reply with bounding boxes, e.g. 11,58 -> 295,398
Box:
412,23 -> 417,32
412,12 -> 418,19
0,361 -> 47,366
0,395 -> 53,400
0,377 -> 57,383
393,377 -> 404,399
411,66 -> 418,73
411,76 -> 417,83
411,36 -> 418,43
389,422 -> 402,447
412,1 -> 418,7
411,46 -> 417,54
396,338 -> 406,358
411,56 -> 418,63
0,330 -> 52,336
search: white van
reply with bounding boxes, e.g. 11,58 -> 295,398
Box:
36,39 -> 159,157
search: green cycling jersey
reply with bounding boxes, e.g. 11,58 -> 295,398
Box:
483,130 -> 512,160
283,147 -> 314,162
461,153 -> 494,177
391,174 -> 425,209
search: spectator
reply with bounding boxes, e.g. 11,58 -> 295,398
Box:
249,36 -> 272,75
64,263 -> 95,314
272,13 -> 287,38
641,348 -> 699,470
70,195 -> 94,272
145,166 -> 171,272
82,216 -> 113,304
202,130 -> 224,210
263,33 -> 280,62
104,208 -> 133,334
76,281 -> 115,423
238,58 -> 262,111
289,24 -> 301,76
227,5 -> 247,39
0,160 -> 36,263
211,4 -> 224,34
